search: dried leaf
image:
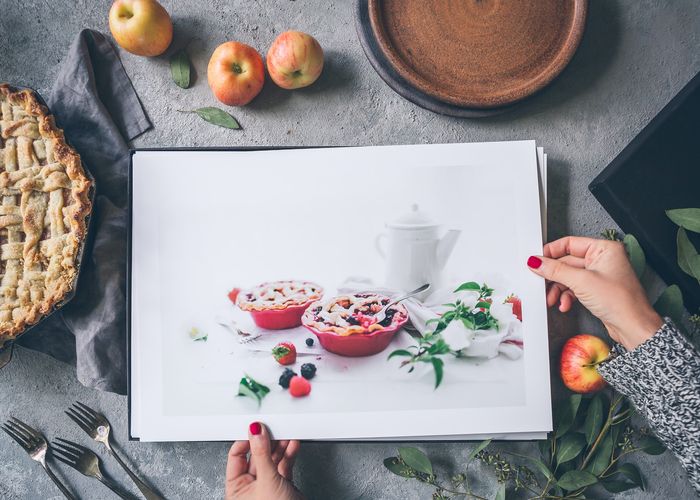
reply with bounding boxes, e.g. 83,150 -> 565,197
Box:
170,49 -> 191,89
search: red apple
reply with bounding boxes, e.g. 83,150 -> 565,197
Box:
109,0 -> 173,57
560,334 -> 610,393
208,42 -> 265,106
266,31 -> 324,89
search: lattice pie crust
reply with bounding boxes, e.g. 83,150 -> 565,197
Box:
0,84 -> 91,341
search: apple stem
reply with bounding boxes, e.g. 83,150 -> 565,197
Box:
231,62 -> 243,74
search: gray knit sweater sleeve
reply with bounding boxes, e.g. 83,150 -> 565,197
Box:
597,319 -> 700,494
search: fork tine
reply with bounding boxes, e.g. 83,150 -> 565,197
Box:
9,417 -> 41,440
73,401 -> 99,420
54,437 -> 89,454
1,424 -> 30,449
5,420 -> 36,445
52,450 -> 78,467
65,409 -> 93,435
52,443 -> 81,461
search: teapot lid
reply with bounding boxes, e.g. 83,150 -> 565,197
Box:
387,204 -> 439,229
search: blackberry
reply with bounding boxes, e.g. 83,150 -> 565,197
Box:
278,368 -> 297,389
305,337 -> 314,347
300,363 -> 317,380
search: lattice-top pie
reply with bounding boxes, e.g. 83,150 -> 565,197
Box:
302,293 -> 409,336
236,280 -> 323,311
0,84 -> 92,340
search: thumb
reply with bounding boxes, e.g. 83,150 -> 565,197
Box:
527,255 -> 584,290
248,421 -> 276,479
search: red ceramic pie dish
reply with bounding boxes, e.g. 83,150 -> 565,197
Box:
248,301 -> 316,330
303,319 -> 408,357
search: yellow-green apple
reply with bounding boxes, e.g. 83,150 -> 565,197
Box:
266,31 -> 324,89
560,335 -> 610,393
208,42 -> 265,106
109,0 -> 173,57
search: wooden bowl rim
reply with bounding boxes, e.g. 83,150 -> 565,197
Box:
368,0 -> 588,108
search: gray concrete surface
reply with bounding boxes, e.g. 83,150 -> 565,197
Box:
1,1 -> 699,498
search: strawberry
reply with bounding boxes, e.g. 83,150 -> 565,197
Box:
505,295 -> 522,322
289,375 -> 311,397
272,342 -> 297,365
228,287 -> 241,304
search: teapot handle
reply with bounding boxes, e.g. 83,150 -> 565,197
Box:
375,233 -> 388,259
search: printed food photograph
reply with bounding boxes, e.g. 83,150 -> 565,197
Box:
130,143 -> 551,441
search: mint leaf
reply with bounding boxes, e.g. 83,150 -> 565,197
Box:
237,374 -> 270,407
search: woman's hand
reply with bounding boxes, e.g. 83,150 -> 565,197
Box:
225,422 -> 303,500
527,236 -> 663,350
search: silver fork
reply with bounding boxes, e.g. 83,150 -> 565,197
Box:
66,402 -> 165,500
1,418 -> 76,500
52,438 -> 134,500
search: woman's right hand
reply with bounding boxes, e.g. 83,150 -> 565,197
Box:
527,236 -> 664,351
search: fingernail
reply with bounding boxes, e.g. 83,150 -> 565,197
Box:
249,422 -> 262,435
527,256 -> 542,269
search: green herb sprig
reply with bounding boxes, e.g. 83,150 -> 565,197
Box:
389,281 -> 500,389
237,374 -> 270,407
383,392 -> 665,499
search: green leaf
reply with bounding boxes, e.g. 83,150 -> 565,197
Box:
169,49 -> 191,89
180,107 -> 241,130
587,433 -> 614,476
677,227 -> 700,281
468,439 -> 492,460
615,463 -> 645,490
556,433 -> 587,465
454,281 -> 481,292
538,439 -> 551,463
638,435 -> 665,455
431,357 -> 444,389
398,447 -> 433,476
476,301 -> 492,309
666,208 -> 700,233
555,394 -> 582,438
507,452 -> 554,481
388,349 -> 412,359
383,457 -> 414,478
601,478 -> 637,493
654,285 -> 685,325
557,470 -> 597,491
237,374 -> 270,407
623,234 -> 646,279
494,482 -> 506,500
583,395 -> 604,446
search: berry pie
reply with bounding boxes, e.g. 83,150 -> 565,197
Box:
236,280 -> 323,330
0,85 -> 92,341
301,293 -> 409,336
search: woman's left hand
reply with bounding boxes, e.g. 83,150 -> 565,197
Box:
225,422 -> 303,500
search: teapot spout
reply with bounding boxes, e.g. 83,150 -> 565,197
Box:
436,230 -> 461,269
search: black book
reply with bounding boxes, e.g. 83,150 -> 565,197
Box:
589,71 -> 700,312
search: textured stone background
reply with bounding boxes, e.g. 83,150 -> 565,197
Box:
1,1 -> 699,498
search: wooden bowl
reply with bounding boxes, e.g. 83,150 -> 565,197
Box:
368,0 -> 588,108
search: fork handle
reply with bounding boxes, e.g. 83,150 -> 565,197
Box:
97,475 -> 134,500
42,463 -> 77,500
109,447 -> 165,500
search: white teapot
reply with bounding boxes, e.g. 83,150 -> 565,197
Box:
376,204 -> 461,295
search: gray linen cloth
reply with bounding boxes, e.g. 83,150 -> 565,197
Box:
17,29 -> 151,394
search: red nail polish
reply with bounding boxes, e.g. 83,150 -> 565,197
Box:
249,422 -> 262,435
527,256 -> 542,269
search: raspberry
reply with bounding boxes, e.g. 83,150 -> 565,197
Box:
300,363 -> 317,380
289,376 -> 311,397
278,368 -> 296,389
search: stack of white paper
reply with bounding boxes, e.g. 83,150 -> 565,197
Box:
130,141 -> 551,442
